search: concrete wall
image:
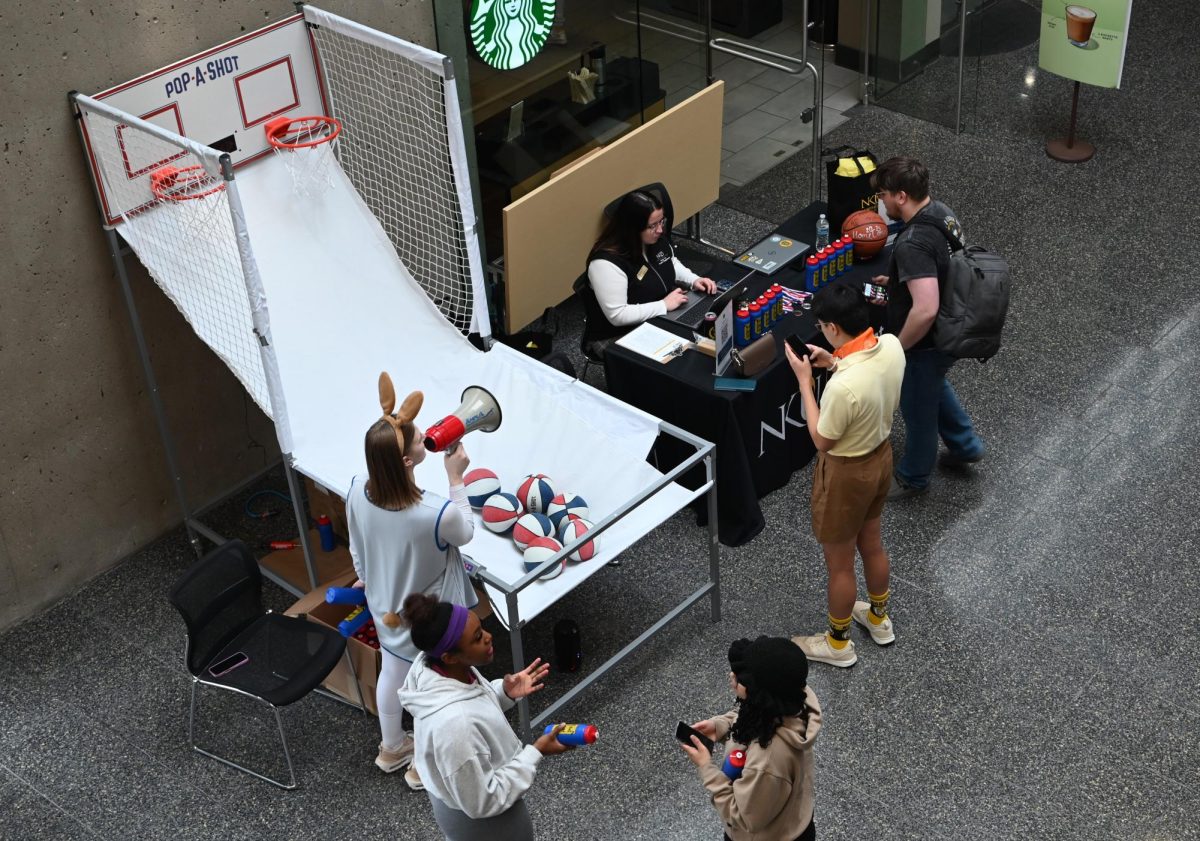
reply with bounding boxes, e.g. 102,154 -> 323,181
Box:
0,0 -> 437,631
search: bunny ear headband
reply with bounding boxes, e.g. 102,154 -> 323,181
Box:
378,372 -> 423,453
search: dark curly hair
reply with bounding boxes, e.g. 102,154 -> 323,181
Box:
727,636 -> 809,749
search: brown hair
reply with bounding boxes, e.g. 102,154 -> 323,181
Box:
364,418 -> 422,510
871,156 -> 930,201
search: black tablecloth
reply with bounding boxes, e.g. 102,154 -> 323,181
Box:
604,202 -> 893,546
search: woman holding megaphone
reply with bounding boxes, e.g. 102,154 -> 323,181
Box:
346,372 -> 479,790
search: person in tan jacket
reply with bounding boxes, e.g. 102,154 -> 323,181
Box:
681,636 -> 821,841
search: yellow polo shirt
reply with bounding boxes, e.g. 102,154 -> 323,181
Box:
816,333 -> 905,457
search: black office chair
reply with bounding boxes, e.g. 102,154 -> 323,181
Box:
168,539 -> 349,789
603,181 -> 675,231
573,272 -> 626,385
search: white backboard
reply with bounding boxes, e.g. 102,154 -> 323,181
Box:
77,14 -> 328,225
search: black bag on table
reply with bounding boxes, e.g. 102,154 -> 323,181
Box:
824,146 -> 880,234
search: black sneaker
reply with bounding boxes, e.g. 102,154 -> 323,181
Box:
886,476 -> 927,501
941,450 -> 984,468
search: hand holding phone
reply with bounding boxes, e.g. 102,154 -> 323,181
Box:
784,335 -> 811,359
675,720 -> 715,753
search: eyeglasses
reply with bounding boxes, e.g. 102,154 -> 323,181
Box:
645,218 -> 667,232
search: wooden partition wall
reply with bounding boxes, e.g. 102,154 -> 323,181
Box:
501,82 -> 725,333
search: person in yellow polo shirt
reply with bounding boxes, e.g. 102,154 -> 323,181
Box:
783,283 -> 905,668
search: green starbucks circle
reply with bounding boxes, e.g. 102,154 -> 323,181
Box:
470,0 -> 557,70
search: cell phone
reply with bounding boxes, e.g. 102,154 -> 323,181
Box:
675,721 -> 716,753
209,651 -> 249,677
785,334 -> 810,359
863,282 -> 888,304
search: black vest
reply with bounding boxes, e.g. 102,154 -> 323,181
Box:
588,238 -> 678,307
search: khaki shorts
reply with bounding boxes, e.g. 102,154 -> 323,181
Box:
811,439 -> 892,543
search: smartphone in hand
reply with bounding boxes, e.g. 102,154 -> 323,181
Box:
784,335 -> 811,359
675,721 -> 715,753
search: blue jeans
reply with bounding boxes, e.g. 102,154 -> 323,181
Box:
896,348 -> 983,489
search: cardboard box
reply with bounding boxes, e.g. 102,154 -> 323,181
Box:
286,571 -> 381,716
305,477 -> 349,541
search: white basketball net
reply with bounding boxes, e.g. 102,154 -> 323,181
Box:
267,117 -> 342,197
149,164 -> 230,234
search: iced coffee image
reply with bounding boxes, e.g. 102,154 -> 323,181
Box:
1065,5 -> 1097,47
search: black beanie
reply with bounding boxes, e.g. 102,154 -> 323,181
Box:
728,636 -> 809,710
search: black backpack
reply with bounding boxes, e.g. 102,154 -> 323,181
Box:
912,218 -> 1010,362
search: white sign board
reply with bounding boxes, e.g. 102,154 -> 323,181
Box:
78,14 -> 328,225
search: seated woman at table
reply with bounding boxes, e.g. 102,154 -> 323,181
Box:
587,189 -> 718,329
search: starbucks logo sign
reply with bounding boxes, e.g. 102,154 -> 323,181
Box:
470,0 -> 557,70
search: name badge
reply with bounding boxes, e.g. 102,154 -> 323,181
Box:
636,265 -> 648,280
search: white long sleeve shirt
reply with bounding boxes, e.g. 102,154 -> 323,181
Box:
587,254 -> 701,327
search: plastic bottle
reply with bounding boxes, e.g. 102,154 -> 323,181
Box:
843,235 -> 855,269
756,295 -> 772,330
749,301 -> 763,338
722,749 -> 747,780
815,214 -> 830,251
769,284 -> 784,322
817,248 -> 831,287
543,723 -> 598,745
735,307 -> 752,347
804,255 -> 820,293
317,514 -> 336,551
835,238 -> 847,276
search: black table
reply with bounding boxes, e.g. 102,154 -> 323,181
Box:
604,202 -> 892,546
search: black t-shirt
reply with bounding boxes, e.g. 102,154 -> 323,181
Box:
886,199 -> 963,351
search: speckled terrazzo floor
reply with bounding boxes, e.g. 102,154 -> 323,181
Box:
3,0 -> 1199,837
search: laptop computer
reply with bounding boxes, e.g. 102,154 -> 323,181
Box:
734,233 -> 810,275
661,273 -> 752,330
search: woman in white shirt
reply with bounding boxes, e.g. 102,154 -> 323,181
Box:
586,189 -> 717,329
345,376 -> 477,790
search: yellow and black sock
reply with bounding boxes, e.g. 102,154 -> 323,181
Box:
827,613 -> 852,649
867,590 -> 890,625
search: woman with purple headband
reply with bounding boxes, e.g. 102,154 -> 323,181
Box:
398,593 -> 572,841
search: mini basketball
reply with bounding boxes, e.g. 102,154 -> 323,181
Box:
516,474 -> 557,514
512,512 -> 555,550
841,209 -> 888,260
558,517 -> 599,562
481,492 -> 521,534
546,492 -> 589,530
523,536 -> 566,579
463,468 -> 502,509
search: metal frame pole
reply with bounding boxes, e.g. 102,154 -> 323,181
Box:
955,0 -> 968,135
507,592 -> 530,736
282,458 -> 321,591
105,229 -> 203,558
861,0 -> 873,107
705,448 -> 721,622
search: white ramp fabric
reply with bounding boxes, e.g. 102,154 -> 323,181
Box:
220,153 -> 691,621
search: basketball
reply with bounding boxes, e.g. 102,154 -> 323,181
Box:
559,517 -> 599,562
481,492 -> 521,534
463,468 -> 502,509
513,512 -> 555,550
516,474 -> 557,514
546,492 -> 589,530
523,536 -> 566,579
841,210 -> 888,260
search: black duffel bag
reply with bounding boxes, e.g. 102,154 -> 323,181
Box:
824,146 -> 880,234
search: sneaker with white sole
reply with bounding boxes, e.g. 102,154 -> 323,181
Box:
792,633 -> 857,668
404,763 -> 425,791
851,600 -> 896,645
375,740 -> 413,773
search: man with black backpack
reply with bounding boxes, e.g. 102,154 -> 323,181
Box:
871,157 -> 985,500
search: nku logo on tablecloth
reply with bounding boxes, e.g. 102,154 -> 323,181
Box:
470,0 -> 557,70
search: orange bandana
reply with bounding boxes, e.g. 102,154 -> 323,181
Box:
832,328 -> 878,360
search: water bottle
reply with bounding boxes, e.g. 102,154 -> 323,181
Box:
835,238 -> 847,276
543,723 -> 598,745
317,514 -> 336,551
722,749 -> 747,780
815,214 -> 830,251
749,302 -> 763,338
804,255 -> 820,292
735,308 -> 752,347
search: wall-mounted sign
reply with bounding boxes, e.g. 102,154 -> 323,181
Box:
470,0 -> 557,70
1038,1 -> 1134,88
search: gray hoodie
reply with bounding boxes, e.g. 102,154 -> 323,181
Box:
398,653 -> 543,819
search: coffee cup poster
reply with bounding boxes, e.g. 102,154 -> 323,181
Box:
1038,1 -> 1134,88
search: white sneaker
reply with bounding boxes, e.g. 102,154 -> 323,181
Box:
404,763 -> 425,791
851,600 -> 896,645
792,633 -> 857,668
375,740 -> 413,773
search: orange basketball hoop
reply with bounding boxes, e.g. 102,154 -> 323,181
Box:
265,116 -> 342,195
150,165 -> 225,202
